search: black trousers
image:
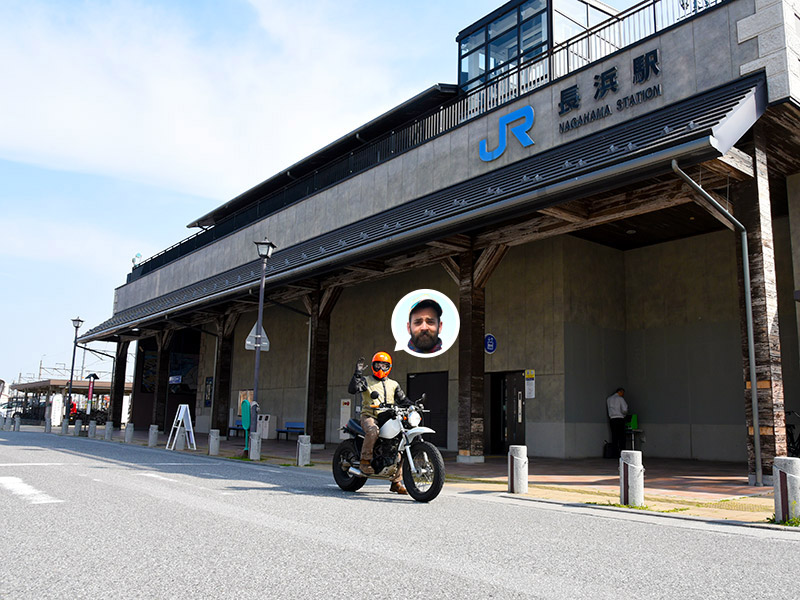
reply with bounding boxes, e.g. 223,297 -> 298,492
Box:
610,418 -> 626,455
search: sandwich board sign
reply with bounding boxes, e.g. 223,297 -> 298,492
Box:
166,404 -> 196,451
245,323 -> 270,352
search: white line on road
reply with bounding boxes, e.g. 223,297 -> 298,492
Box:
136,473 -> 178,482
0,476 -> 64,504
0,463 -> 70,467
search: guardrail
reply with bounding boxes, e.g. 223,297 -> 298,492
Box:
129,0 -> 725,281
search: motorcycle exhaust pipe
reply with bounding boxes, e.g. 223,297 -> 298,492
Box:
348,466 -> 366,477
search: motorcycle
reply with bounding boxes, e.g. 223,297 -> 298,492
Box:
332,393 -> 445,502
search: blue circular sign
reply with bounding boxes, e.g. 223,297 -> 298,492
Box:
484,333 -> 497,354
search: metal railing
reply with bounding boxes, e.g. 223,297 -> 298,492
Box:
129,0 -> 726,281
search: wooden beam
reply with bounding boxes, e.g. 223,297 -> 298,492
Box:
319,286 -> 342,319
537,201 -> 588,223
426,234 -> 472,252
708,147 -> 754,180
440,256 -> 460,284
476,180 -> 694,248
474,244 -> 509,289
690,189 -> 735,231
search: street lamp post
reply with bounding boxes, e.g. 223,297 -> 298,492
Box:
66,317 -> 84,427
252,238 -> 277,427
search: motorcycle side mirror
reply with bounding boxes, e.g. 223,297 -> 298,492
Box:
370,391 -> 380,400
420,393 -> 426,401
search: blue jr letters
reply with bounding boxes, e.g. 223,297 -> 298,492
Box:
479,105 -> 535,162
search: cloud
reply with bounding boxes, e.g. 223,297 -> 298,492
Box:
0,0 -> 412,202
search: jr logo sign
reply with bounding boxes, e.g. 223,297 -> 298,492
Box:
479,105 -> 535,162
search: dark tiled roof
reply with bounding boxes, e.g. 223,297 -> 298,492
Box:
82,73 -> 765,341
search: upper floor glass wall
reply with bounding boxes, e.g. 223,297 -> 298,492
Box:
457,0 -> 617,92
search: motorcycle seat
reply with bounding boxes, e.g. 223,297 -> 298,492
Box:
346,418 -> 364,436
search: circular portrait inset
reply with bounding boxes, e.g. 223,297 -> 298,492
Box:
391,289 -> 460,358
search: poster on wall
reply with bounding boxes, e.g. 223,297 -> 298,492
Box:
525,369 -> 536,399
204,377 -> 213,407
237,390 -> 253,415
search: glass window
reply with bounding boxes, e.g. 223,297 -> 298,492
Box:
488,27 -> 518,69
461,49 -> 486,85
488,60 -> 517,81
553,12 -> 585,44
521,0 -> 547,20
589,6 -> 613,27
460,29 -> 485,56
523,44 -> 548,61
556,0 -> 588,27
521,13 -> 547,52
489,11 -> 517,38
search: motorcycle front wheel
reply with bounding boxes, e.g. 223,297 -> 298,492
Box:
332,439 -> 367,492
402,440 -> 445,502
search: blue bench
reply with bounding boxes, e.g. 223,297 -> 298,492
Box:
276,421 -> 305,440
228,419 -> 246,437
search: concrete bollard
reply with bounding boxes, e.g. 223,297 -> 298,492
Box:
88,420 -> 97,439
249,432 -> 261,461
148,424 -> 159,447
44,418 -> 52,434
13,415 -> 21,432
297,434 -> 311,466
773,456 -> 800,523
620,450 -> 645,506
508,445 -> 529,494
61,420 -> 69,435
73,419 -> 82,436
104,424 -> 114,441
124,423 -> 134,443
176,426 -> 186,451
208,429 -> 220,456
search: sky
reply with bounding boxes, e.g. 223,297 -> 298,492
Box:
0,0 -> 635,390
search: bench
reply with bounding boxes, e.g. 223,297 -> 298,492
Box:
276,421 -> 305,440
228,419 -> 246,437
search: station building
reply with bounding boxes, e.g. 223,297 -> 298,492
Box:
82,0 -> 800,484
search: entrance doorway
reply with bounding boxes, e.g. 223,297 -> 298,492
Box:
406,371 -> 448,448
489,371 -> 525,454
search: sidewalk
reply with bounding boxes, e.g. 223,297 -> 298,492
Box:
8,424 -> 781,525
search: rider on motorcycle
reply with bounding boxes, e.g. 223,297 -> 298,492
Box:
348,351 -> 411,494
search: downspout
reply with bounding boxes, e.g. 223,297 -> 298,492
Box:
671,160 -> 762,486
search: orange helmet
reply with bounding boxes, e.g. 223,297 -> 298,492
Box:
371,351 -> 392,379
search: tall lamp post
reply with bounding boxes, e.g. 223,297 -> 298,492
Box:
66,317 -> 84,426
252,238 -> 277,418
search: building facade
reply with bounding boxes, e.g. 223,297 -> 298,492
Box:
82,0 -> 800,484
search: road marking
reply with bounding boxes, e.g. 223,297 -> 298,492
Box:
0,463 -> 70,467
136,473 -> 177,482
0,476 -> 64,504
200,472 -> 226,478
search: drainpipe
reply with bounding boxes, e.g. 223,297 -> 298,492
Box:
671,160 -> 762,486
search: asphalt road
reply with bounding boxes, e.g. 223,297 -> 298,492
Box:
1,431 -> 797,599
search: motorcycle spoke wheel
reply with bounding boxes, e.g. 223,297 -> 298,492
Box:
403,440 -> 445,502
332,440 -> 367,492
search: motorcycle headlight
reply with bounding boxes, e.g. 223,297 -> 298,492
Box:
407,410 -> 421,428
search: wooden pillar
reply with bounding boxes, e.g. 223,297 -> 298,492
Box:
211,314 -> 239,435
456,244 -> 509,462
733,127 -> 787,481
304,287 -> 341,445
110,340 -> 130,428
151,330 -> 173,431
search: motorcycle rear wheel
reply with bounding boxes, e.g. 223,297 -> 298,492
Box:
332,439 -> 367,492
402,440 -> 445,502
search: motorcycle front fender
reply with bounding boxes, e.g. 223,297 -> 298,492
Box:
404,426 -> 435,445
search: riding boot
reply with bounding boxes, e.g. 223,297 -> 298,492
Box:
359,459 -> 374,475
390,480 -> 407,494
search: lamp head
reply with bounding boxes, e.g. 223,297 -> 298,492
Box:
254,237 -> 277,259
72,317 -> 84,330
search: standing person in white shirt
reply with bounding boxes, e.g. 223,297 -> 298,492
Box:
606,388 -> 628,457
